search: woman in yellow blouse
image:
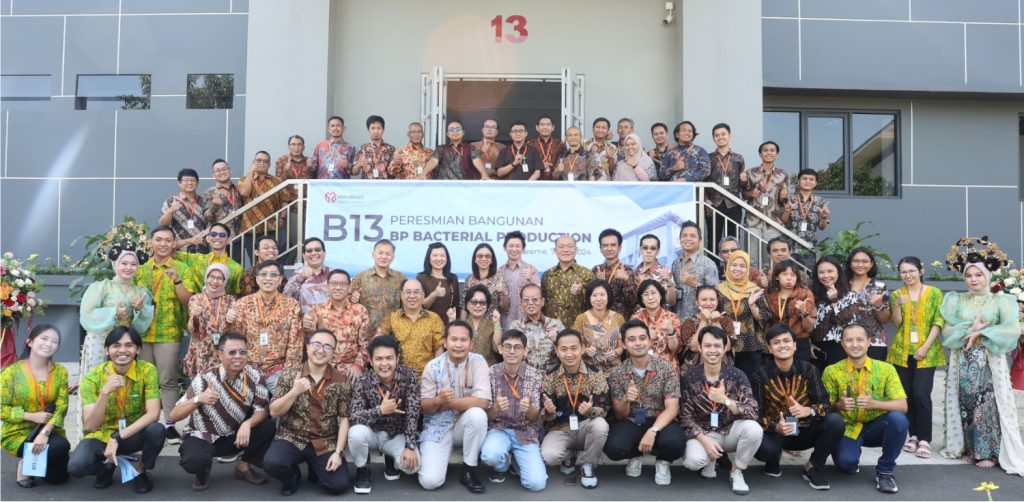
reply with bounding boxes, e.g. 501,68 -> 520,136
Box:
888,257 -> 944,459
0,324 -> 71,488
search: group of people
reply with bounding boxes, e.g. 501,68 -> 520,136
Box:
156,115 -> 830,269
3,220 -> 1023,496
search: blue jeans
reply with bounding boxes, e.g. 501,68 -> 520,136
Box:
833,411 -> 909,475
480,429 -> 547,492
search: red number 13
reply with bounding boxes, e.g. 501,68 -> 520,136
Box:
490,15 -> 528,43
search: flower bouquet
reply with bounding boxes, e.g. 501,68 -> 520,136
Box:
1,252 -> 47,367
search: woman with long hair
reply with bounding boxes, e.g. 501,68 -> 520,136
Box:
464,243 -> 510,319
416,242 -> 459,323
845,247 -> 891,360
811,256 -> 874,371
630,279 -> 682,370
764,259 -> 816,362
571,279 -> 624,371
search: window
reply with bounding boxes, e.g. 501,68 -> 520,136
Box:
0,75 -> 51,110
764,109 -> 899,197
446,80 -> 560,143
186,73 -> 234,109
75,74 -> 151,110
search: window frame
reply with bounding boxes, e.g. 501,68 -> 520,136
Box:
764,107 -> 902,199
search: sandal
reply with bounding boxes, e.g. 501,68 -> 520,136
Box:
914,441 -> 931,458
903,436 -> 918,453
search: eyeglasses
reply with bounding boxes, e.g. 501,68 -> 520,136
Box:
522,298 -> 543,304
224,349 -> 248,357
640,245 -> 659,251
447,127 -> 463,133
206,275 -> 225,282
209,231 -> 228,238
304,247 -> 323,253
257,272 -> 281,278
899,271 -> 919,276
327,281 -> 350,288
254,158 -> 270,164
721,248 -> 738,254
501,344 -> 525,352
475,254 -> 493,260
401,290 -> 422,295
468,299 -> 488,306
310,341 -> 335,352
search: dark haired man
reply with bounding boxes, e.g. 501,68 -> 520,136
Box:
593,228 -> 637,317
425,118 -> 480,180
740,141 -> 790,268
582,117 -> 616,181
783,169 -> 830,268
310,116 -> 355,180
706,123 -> 745,254
531,115 -> 566,180
498,231 -> 540,331
354,115 -> 396,180
160,168 -> 208,253
496,121 -> 544,181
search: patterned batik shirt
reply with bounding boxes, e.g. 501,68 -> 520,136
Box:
508,316 -> 565,371
541,363 -> 610,432
273,364 -> 350,455
786,192 -> 827,244
181,364 -> 270,443
134,257 -> 202,343
541,262 -> 595,328
489,362 -> 544,444
593,262 -> 638,317
283,267 -> 331,314
607,357 -> 680,422
659,143 -> 711,182
310,138 -> 356,179
160,193 -> 208,253
822,357 -> 906,439
388,143 -> 434,179
671,253 -> 721,318
742,166 -> 790,229
349,365 -> 421,449
229,293 -> 303,377
706,150 -> 745,208
79,360 -> 160,442
751,359 -> 831,432
305,299 -> 372,378
350,268 -> 406,332
419,353 -> 491,442
353,142 -> 397,179
201,183 -> 243,236
376,309 -> 445,376
678,365 -> 759,438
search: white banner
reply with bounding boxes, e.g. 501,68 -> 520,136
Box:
306,180 -> 697,279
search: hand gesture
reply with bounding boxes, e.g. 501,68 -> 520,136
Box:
518,392 -> 532,414
490,309 -> 501,325
131,295 -> 144,310
101,374 -> 126,396
661,318 -> 674,336
856,395 -> 875,410
709,310 -> 722,322
577,396 -> 594,417
169,198 -> 183,212
306,157 -> 314,168
570,280 -> 583,296
495,390 -> 510,412
775,412 -> 794,435
787,395 -> 810,418
225,307 -> 238,325
164,267 -> 180,284
117,303 -> 129,318
869,293 -> 884,308
189,302 -> 203,318
707,381 -> 727,404
968,314 -> 988,334
821,204 -> 830,219
700,436 -> 724,460
350,288 -> 362,304
302,313 -> 317,331
439,387 -> 456,407
433,282 -> 446,298
542,393 -> 557,415
291,375 -> 313,395
380,391 -> 398,415
826,285 -> 838,301
197,386 -> 220,406
750,187 -> 762,200
301,266 -> 313,279
625,381 -> 640,402
748,289 -> 765,306
757,273 -> 769,289
595,268 -> 606,281
836,391 -> 856,412
521,265 -> 534,283
446,307 -> 457,322
895,291 -> 910,306
739,170 -> 748,184
585,344 -> 598,358
793,298 -> 808,312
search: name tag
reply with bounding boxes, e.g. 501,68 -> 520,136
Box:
522,162 -> 529,173
800,221 -> 808,232
416,166 -> 424,175
722,175 -> 730,185
568,173 -> 574,182
211,332 -> 221,345
259,332 -> 269,345
910,330 -> 920,344
569,414 -> 580,431
485,162 -> 492,171
372,168 -> 379,178
118,418 -> 127,430
328,163 -> 336,172
710,411 -> 719,429
733,321 -> 741,336
186,219 -> 195,229
760,195 -> 769,206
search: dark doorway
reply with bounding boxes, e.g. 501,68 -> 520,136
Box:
446,80 -> 561,144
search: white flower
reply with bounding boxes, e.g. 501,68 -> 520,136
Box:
14,279 -> 24,287
2,252 -> 13,260
1018,292 -> 1024,302
10,269 -> 19,277
1011,269 -> 1021,277
27,292 -> 35,299
1005,277 -> 1016,286
1012,287 -> 1023,295
10,305 -> 20,312
27,298 -> 36,307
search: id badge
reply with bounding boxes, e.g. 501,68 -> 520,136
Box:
485,162 -> 492,172
634,407 -> 647,424
186,219 -> 195,230
416,165 -> 424,175
733,321 -> 742,336
910,330 -> 920,344
569,414 -> 580,431
568,173 -> 575,182
722,175 -> 730,186
800,221 -> 808,232
372,168 -> 379,178
118,418 -> 127,430
259,332 -> 269,345
760,195 -> 769,206
522,162 -> 529,173
710,411 -> 719,429
328,163 -> 336,173
211,332 -> 221,345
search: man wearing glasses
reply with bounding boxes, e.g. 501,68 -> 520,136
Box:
302,269 -> 371,382
238,150 -> 294,267
284,237 -> 331,314
389,122 -> 434,180
176,222 -> 245,295
202,158 -> 243,239
424,118 -> 482,180
471,119 -> 505,180
159,168 -> 208,253
170,333 -> 274,491
634,234 -> 678,307
530,116 -> 566,180
509,284 -> 565,371
495,121 -> 544,181
716,236 -> 765,285
225,260 -> 303,392
375,278 -> 445,376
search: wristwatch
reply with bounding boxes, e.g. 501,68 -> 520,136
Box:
42,430 -> 51,437
724,398 -> 734,408
193,395 -> 201,405
650,426 -> 662,434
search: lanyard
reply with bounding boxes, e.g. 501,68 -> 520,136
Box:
512,143 -> 528,159
106,363 -> 132,419
207,295 -> 224,332
796,194 -> 814,220
716,152 -> 731,179
151,263 -> 166,298
20,361 -> 53,412
256,294 -> 278,329
368,143 -> 386,168
562,373 -> 583,411
704,382 -> 719,411
221,371 -> 248,403
757,167 -> 775,193
309,374 -> 328,400
503,373 -> 522,400
730,298 -> 744,321
776,295 -> 787,321
177,195 -> 198,219
902,286 -> 929,332
845,359 -> 868,397
218,186 -> 238,208
537,138 -> 555,163
377,381 -> 402,407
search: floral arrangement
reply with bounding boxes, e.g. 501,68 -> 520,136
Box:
68,215 -> 152,300
990,263 -> 1024,302
0,252 -> 47,328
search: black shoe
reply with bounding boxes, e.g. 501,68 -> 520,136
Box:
133,472 -> 154,494
802,466 -> 830,490
165,426 -> 181,445
353,467 -> 371,494
383,456 -> 400,481
16,477 -> 36,488
281,471 -> 301,496
762,464 -> 782,478
488,468 -> 506,483
876,472 -> 898,494
192,470 -> 211,491
508,460 -> 519,477
460,470 -> 485,493
93,467 -> 115,489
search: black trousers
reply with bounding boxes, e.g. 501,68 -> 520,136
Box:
706,202 -> 744,255
603,418 -> 686,462
263,439 -> 351,495
754,412 -> 845,470
68,423 -> 166,477
178,420 -> 275,475
16,435 -> 71,484
733,351 -> 765,383
894,357 -> 936,442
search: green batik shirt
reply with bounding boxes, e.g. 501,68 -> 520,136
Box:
541,262 -> 595,328
887,286 -> 946,368
176,251 -> 244,295
134,257 -> 201,343
79,360 -> 160,442
822,357 -> 906,439
0,361 -> 70,455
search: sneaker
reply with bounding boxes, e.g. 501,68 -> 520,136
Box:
580,463 -> 597,489
383,456 -> 400,480
560,453 -> 577,475
192,470 -> 211,491
730,470 -> 750,495
876,472 -> 898,494
216,452 -> 242,463
802,466 -> 830,490
762,464 -> 782,478
165,426 -> 181,445
488,468 -> 506,483
625,457 -> 643,477
508,460 -> 519,477
93,467 -> 115,489
700,462 -> 717,479
654,460 -> 671,486
234,465 -> 268,485
353,467 -> 371,494
133,472 -> 154,494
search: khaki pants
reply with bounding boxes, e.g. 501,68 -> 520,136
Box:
140,341 -> 182,421
682,419 -> 763,471
540,417 -> 609,467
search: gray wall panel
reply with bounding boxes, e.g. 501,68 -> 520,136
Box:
233,0 -> 248,13
59,179 -> 114,258
6,97 -> 116,178
113,179 -> 173,231
0,179 -> 60,258
800,20 -> 964,91
63,15 -> 119,96
115,96 -> 227,178
228,95 -> 246,168
121,0 -> 232,14
967,186 -> 1021,257
911,0 -> 1018,23
762,0 -> 797,17
912,100 -> 1020,186
11,0 -> 118,15
966,24 -> 1021,88
762,19 -> 800,84
803,0 -> 909,20
119,14 -> 248,96
0,16 -> 62,91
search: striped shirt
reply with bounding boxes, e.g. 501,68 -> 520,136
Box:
497,260 -> 540,331
181,365 -> 270,444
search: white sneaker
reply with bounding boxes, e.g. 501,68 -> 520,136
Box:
730,470 -> 750,495
700,462 -> 717,479
560,453 -> 576,475
580,463 -> 598,488
654,460 -> 671,486
626,457 -> 643,477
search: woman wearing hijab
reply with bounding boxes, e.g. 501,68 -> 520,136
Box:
939,250 -> 1024,476
716,250 -> 770,381
613,133 -> 656,182
183,263 -> 236,377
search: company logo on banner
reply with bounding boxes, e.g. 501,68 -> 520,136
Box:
306,180 -> 696,279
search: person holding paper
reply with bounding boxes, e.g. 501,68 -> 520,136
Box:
170,332 -> 274,491
751,324 -> 843,490
68,326 -> 165,494
1,324 -> 71,488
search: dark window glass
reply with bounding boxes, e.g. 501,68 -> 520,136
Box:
762,111 -> 800,172
75,74 -> 151,110
807,115 -> 846,192
1,75 -> 51,110
851,114 -> 897,196
186,73 -> 234,110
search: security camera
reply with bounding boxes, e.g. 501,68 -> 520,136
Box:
663,1 -> 675,25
